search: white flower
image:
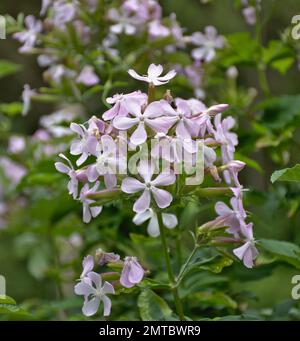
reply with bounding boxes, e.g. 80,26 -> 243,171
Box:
128,64 -> 176,86
74,272 -> 115,317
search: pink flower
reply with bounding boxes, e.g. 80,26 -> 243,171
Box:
151,133 -> 196,163
76,66 -> 100,86
120,256 -> 144,288
128,64 -> 176,86
52,0 -> 77,29
148,20 -> 170,38
79,182 -> 103,223
121,162 -> 176,212
242,7 -> 256,26
96,250 -> 120,266
133,208 -> 177,237
8,136 -> 25,154
108,8 -> 137,35
87,135 -> 125,188
191,26 -> 225,62
233,223 -> 258,268
70,123 -> 98,166
74,272 -> 115,316
113,99 -> 175,145
103,91 -> 147,121
160,99 -> 198,139
13,16 -> 42,53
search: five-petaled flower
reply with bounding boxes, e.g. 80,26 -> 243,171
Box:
120,256 -> 144,288
128,64 -> 176,86
75,271 -> 115,316
121,162 -> 176,213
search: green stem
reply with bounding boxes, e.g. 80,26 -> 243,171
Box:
157,213 -> 185,321
148,83 -> 156,104
255,4 -> 271,97
176,245 -> 199,287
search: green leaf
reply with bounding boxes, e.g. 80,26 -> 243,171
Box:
0,60 -> 22,78
271,164 -> 300,183
258,95 -> 300,130
271,58 -> 294,75
138,289 -> 173,321
259,239 -> 300,269
191,291 -> 237,310
0,296 -> 16,305
0,102 -> 23,116
220,32 -> 260,67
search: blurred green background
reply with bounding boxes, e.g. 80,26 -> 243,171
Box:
0,0 -> 300,320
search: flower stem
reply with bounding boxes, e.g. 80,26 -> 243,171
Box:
157,213 -> 185,321
148,83 -> 156,104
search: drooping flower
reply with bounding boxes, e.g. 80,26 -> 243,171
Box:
120,256 -> 144,288
13,15 -> 42,53
70,123 -> 98,166
76,66 -> 100,86
121,161 -> 176,213
233,222 -> 258,268
79,182 -> 102,223
103,91 -> 147,121
113,99 -> 175,145
80,255 -> 94,279
74,271 -> 115,316
128,64 -> 176,86
96,249 -> 121,266
191,26 -> 225,62
133,208 -> 177,237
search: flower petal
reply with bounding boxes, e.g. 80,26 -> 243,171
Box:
151,187 -> 173,208
162,213 -> 178,229
82,297 -> 100,317
151,172 -> 176,187
121,177 -> 145,193
130,122 -> 147,145
133,189 -> 151,213
113,116 -> 139,130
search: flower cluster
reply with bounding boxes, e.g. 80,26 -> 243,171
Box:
75,251 -> 144,317
13,0 -> 226,119
56,63 -> 257,269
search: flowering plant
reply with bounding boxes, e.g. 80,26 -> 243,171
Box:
1,0 -> 300,322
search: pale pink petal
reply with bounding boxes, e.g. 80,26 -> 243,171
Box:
151,172 -> 176,186
121,177 -> 145,193
55,162 -> 70,174
148,64 -> 163,78
130,122 -> 147,145
102,296 -> 112,316
215,201 -> 232,216
157,69 -> 177,82
133,189 -> 151,213
102,281 -> 115,295
113,116 -> 138,130
151,187 -> 173,208
82,297 -> 100,316
162,213 -> 178,229
128,69 -> 149,82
